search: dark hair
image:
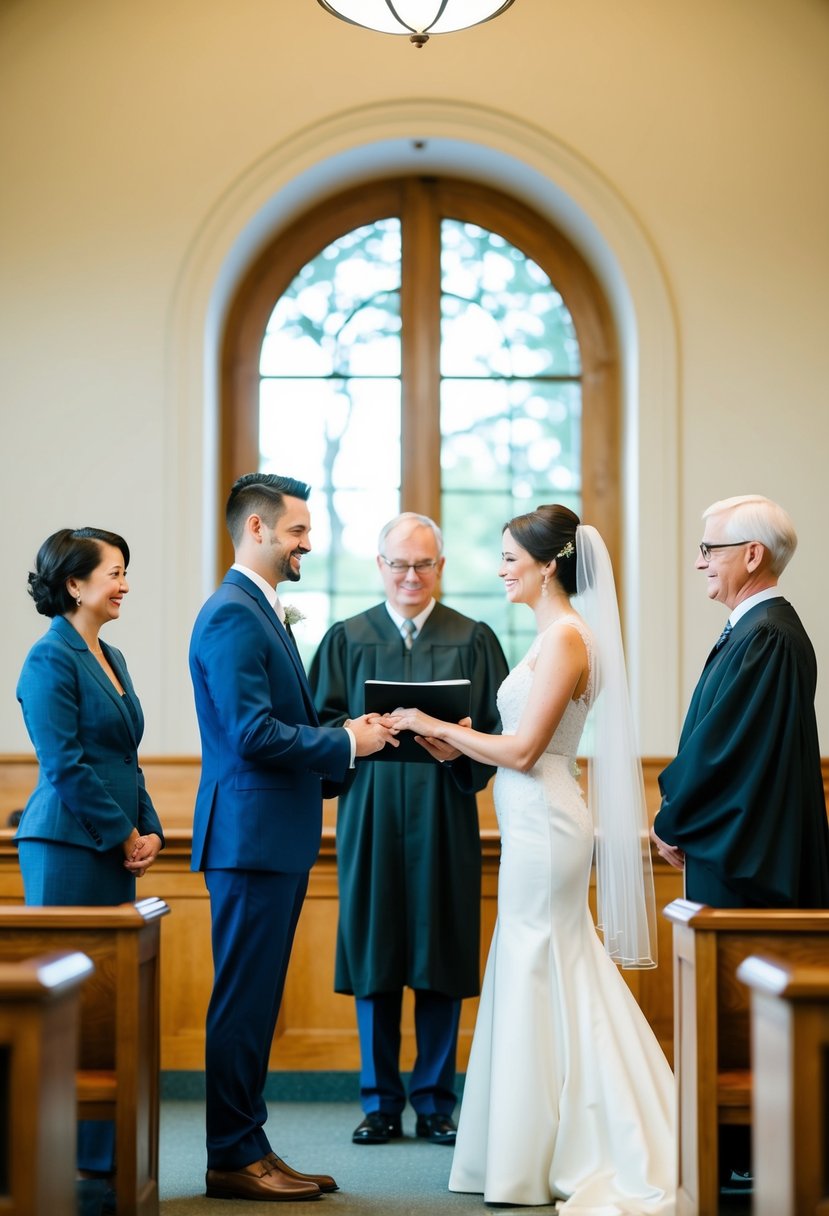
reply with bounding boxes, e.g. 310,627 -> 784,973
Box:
225,473 -> 311,547
504,504 -> 580,595
27,527 -> 130,617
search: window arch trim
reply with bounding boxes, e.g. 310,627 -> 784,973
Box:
221,174 -> 620,580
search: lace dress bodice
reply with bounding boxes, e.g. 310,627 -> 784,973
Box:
496,618 -> 594,764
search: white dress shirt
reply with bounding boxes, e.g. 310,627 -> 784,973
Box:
728,584 -> 783,629
385,598 -> 436,643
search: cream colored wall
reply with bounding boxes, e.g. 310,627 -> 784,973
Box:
1,0 -> 828,758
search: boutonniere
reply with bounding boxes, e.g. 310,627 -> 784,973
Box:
283,604 -> 305,627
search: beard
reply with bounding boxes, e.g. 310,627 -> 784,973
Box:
278,547 -> 303,583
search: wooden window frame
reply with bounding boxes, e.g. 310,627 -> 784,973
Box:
220,175 -> 620,575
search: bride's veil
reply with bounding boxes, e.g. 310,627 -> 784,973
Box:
573,524 -> 658,968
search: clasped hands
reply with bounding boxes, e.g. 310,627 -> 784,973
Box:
123,830 -> 163,877
345,709 -> 471,761
649,826 -> 685,871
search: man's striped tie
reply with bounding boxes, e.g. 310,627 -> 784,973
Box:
714,620 -> 733,651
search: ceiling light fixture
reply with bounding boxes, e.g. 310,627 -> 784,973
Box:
317,1 -> 517,49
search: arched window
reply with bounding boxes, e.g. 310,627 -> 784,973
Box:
222,177 -> 618,665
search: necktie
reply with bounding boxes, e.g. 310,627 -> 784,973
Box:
714,620 -> 733,651
402,619 -> 417,650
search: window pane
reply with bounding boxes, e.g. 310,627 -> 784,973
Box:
260,378 -> 401,495
441,220 -> 581,378
440,221 -> 582,666
441,380 -> 582,495
261,220 -> 402,377
258,219 -> 403,665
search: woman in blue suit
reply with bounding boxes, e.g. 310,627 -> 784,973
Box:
16,525 -> 164,1176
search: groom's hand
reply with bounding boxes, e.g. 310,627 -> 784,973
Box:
347,713 -> 399,757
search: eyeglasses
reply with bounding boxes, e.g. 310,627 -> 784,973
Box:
698,541 -> 751,561
380,556 -> 439,574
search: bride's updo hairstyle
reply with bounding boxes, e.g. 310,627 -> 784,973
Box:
505,504 -> 580,596
27,527 -> 130,617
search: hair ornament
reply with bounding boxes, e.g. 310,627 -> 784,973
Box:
556,540 -> 575,560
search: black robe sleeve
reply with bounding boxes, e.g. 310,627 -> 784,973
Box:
308,622 -> 352,727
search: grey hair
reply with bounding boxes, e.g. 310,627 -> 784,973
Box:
703,494 -> 797,576
378,512 -> 444,557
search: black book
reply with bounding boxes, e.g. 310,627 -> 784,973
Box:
363,678 -> 472,764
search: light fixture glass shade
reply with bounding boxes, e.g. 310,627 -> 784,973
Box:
317,1 -> 516,41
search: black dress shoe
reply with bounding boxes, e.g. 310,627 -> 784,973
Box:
352,1112 -> 403,1144
720,1168 -> 753,1193
415,1113 -> 457,1145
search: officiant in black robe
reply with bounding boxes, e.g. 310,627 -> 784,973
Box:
309,513 -> 508,1146
653,494 -> 829,909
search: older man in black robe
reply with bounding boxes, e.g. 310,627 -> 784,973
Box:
652,494 -> 829,1187
310,513 -> 508,1146
652,494 -> 829,909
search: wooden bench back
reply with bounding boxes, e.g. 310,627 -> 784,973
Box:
738,954 -> 829,1216
0,951 -> 93,1216
664,899 -> 829,1216
716,929 -> 829,1068
0,899 -> 169,1216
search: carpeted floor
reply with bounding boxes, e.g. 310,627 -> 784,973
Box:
76,1098 -> 751,1214
156,1099 -> 540,1213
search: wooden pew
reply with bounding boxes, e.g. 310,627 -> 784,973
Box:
737,954 -> 829,1216
663,898 -> 829,1216
0,898 -> 169,1216
0,950 -> 93,1216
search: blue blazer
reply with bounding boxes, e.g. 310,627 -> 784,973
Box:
189,568 -> 351,874
16,615 -> 163,850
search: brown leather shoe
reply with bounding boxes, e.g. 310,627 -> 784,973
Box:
205,1157 -> 321,1201
266,1151 -> 338,1192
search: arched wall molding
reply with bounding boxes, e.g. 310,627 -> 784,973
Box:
165,98 -> 680,751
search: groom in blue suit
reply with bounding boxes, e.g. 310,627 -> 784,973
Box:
190,473 -> 395,1202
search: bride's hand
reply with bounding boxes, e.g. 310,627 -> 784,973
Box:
414,735 -> 462,763
387,707 -> 439,736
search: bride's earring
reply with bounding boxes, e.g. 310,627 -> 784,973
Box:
541,575 -> 549,598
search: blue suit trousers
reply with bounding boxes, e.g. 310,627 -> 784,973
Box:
355,989 -> 461,1117
204,868 -> 308,1170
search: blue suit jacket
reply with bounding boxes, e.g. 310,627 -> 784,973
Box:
16,615 -> 163,850
189,568 -> 351,874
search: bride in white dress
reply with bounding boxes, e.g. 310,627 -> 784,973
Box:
387,507 -> 675,1213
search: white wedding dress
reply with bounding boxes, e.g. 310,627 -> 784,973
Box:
449,620 -> 676,1213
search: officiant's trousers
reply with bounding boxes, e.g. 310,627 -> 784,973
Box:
356,989 -> 461,1116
